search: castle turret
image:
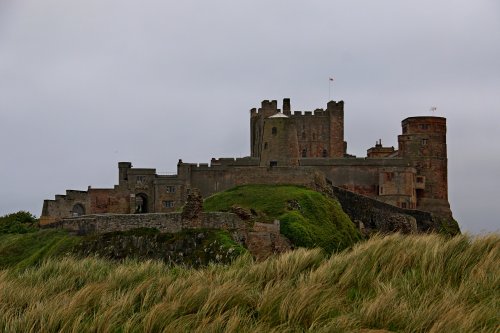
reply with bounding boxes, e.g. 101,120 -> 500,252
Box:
250,100 -> 280,158
118,162 -> 132,185
398,116 -> 451,216
283,98 -> 291,116
259,113 -> 299,167
327,100 -> 346,157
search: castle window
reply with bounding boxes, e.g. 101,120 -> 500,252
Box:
272,127 -> 277,135
136,176 -> 146,184
163,200 -> 174,208
322,149 -> 328,157
302,149 -> 307,157
264,142 -> 268,149
385,172 -> 394,181
401,202 -> 407,209
420,124 -> 430,130
270,161 -> 277,167
166,186 -> 176,193
421,139 -> 428,146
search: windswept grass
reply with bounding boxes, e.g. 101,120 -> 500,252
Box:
1,233 -> 498,332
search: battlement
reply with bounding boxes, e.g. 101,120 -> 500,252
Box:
251,98 -> 343,118
210,157 -> 259,166
401,116 -> 447,135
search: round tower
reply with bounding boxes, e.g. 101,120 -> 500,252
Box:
259,113 -> 299,167
398,116 -> 451,216
250,100 -> 279,158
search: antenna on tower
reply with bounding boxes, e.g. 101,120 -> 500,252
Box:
430,106 -> 437,114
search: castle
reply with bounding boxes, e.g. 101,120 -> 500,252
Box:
40,98 -> 452,225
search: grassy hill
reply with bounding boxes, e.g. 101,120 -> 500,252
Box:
204,185 -> 362,252
0,233 -> 498,332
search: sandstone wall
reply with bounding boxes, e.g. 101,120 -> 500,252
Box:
330,185 -> 459,235
44,212 -> 246,235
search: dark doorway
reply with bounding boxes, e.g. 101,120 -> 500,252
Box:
135,193 -> 148,213
72,203 -> 85,217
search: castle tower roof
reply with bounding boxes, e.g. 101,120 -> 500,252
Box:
268,112 -> 288,118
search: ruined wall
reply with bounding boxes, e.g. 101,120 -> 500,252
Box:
45,212 -> 246,235
246,221 -> 291,261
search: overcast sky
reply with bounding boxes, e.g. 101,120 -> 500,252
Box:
1,0 -> 499,233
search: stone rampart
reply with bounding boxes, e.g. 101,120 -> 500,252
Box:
43,212 -> 247,236
330,185 -> 459,235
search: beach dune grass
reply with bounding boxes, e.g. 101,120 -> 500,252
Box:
0,233 -> 498,332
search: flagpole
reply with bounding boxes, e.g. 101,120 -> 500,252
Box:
329,77 -> 334,101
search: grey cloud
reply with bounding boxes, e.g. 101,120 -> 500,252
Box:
1,0 -> 499,233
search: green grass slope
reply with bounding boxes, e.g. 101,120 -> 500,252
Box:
1,233 -> 498,332
0,228 -> 246,270
0,230 -> 79,271
204,184 -> 361,252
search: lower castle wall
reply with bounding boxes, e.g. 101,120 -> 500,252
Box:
44,212 -> 246,235
330,185 -> 457,234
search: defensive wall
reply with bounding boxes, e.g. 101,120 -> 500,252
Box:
330,185 -> 459,235
43,211 -> 291,259
42,212 -> 246,236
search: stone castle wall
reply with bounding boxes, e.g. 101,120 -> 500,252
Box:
43,212 -> 247,235
330,185 -> 459,235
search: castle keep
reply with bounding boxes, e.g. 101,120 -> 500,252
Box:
40,98 -> 452,225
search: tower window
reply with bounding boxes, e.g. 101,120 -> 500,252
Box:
272,127 -> 277,135
302,149 -> 307,157
264,142 -> 268,149
421,139 -> 428,146
322,149 -> 328,157
163,200 -> 174,208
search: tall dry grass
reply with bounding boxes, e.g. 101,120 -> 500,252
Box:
0,233 -> 498,332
